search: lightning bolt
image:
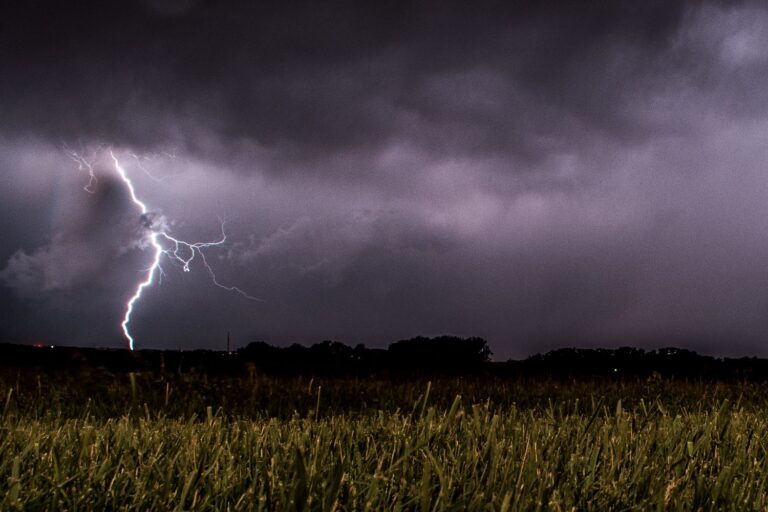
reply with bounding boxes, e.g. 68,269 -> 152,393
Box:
63,143 -> 101,193
67,146 -> 259,350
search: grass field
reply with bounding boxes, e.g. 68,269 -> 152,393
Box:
2,371 -> 768,510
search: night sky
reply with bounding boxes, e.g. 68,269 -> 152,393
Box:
2,0 -> 768,358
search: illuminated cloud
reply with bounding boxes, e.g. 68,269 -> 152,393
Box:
2,1 -> 768,357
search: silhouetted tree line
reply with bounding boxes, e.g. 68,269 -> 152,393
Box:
499,347 -> 768,380
4,338 -> 768,380
239,336 -> 492,376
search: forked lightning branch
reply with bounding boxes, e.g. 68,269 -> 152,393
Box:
65,146 -> 259,350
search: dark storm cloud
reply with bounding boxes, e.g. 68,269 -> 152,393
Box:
2,0 -> 768,357
1,175 -> 137,297
0,1 -> 710,156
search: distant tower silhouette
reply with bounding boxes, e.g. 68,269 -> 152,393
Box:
227,331 -> 231,354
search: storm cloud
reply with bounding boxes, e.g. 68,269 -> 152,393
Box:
2,0 -> 768,358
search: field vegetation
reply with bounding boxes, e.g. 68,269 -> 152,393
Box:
3,367 -> 768,510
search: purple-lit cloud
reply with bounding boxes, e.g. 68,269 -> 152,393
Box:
2,1 -> 768,357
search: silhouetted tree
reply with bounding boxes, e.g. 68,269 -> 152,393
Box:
387,336 -> 491,374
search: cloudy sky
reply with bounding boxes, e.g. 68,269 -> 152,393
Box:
2,0 -> 768,358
